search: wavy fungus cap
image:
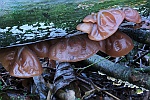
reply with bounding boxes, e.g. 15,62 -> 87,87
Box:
77,8 -> 125,41
49,34 -> 100,62
98,30 -> 134,57
28,41 -> 49,58
83,13 -> 97,23
0,46 -> 43,78
76,22 -> 93,34
96,9 -> 125,40
122,7 -> 141,23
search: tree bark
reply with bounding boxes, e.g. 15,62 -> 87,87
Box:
81,54 -> 150,90
119,27 -> 150,45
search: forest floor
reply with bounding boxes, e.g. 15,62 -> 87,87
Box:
0,0 -> 149,100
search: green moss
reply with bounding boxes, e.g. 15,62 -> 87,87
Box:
0,0 -> 148,32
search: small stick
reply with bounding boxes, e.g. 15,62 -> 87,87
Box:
0,76 -> 7,86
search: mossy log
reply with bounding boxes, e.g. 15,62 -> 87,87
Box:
81,54 -> 150,90
0,0 -> 148,29
0,0 -> 149,48
119,27 -> 150,45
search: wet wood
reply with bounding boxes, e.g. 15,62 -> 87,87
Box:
82,54 -> 150,89
119,27 -> 150,45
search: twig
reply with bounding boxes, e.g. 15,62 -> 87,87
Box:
78,76 -> 120,100
103,91 -> 120,100
133,50 -> 150,63
0,76 -> 7,86
92,82 -> 120,100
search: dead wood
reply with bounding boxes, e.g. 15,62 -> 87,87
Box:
81,54 -> 150,90
119,27 -> 150,45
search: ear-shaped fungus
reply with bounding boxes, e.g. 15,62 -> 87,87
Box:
76,22 -> 93,34
83,13 -> 97,23
77,9 -> 125,41
122,7 -> 141,23
49,34 -> 100,62
28,41 -> 49,58
98,30 -> 134,57
0,47 -> 43,78
97,9 -> 125,39
0,48 -> 16,71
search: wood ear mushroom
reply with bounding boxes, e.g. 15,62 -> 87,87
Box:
49,34 -> 100,62
0,7 -> 142,78
0,46 -> 43,78
77,7 -> 142,57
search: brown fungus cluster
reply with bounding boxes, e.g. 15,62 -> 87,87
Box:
0,34 -> 101,78
0,7 -> 142,78
77,7 -> 141,57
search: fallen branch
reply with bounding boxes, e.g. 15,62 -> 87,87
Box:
135,66 -> 150,73
81,54 -> 150,90
119,27 -> 150,45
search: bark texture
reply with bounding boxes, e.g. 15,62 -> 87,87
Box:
82,54 -> 150,89
119,27 -> 150,45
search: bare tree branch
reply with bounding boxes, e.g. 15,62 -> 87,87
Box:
81,54 -> 150,90
119,27 -> 150,45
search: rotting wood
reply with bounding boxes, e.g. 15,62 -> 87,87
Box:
81,54 -> 150,90
119,27 -> 150,45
